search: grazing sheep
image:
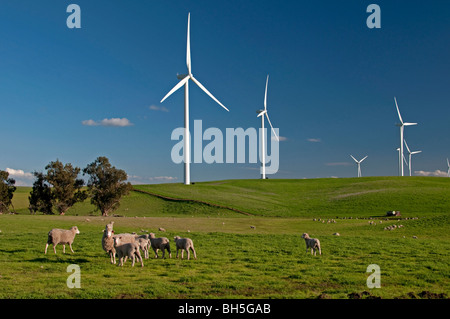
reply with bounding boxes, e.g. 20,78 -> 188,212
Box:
174,236 -> 197,260
149,233 -> 171,259
158,227 -> 166,232
301,233 -> 321,256
113,236 -> 144,267
102,222 -> 116,264
45,226 -> 80,254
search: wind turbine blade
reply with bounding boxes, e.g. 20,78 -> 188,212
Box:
360,156 -> 368,162
403,155 -> 408,166
264,75 -> 269,111
265,112 -> 278,141
160,76 -> 190,103
404,140 -> 410,153
186,13 -> 191,74
447,158 -> 449,167
257,110 -> 266,117
394,97 -> 404,124
350,155 -> 358,163
190,75 -> 229,111
403,122 -> 418,126
411,151 -> 422,155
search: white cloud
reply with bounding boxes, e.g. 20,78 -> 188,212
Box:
414,170 -> 448,177
5,168 -> 33,179
127,175 -> 178,185
307,138 -> 321,143
149,105 -> 169,112
150,176 -> 177,181
325,162 -> 352,166
272,136 -> 287,141
82,118 -> 133,127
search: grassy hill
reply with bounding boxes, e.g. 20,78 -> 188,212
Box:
11,177 -> 450,218
1,176 -> 449,299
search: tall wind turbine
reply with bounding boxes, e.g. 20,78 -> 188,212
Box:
160,13 -> 229,185
394,97 -> 417,176
404,140 -> 422,176
256,75 -> 279,179
350,155 -> 368,177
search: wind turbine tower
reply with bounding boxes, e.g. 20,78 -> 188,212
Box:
160,13 -> 229,185
350,155 -> 368,178
256,75 -> 279,179
394,97 -> 417,176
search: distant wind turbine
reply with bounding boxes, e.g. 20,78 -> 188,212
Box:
257,75 -> 279,179
350,155 -> 368,178
160,13 -> 229,185
394,97 -> 417,176
404,140 -> 422,176
447,158 -> 450,177
396,148 -> 408,176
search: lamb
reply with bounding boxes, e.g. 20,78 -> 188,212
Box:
102,222 -> 116,264
113,232 -> 136,244
149,233 -> 172,259
174,236 -> 197,260
301,233 -> 321,256
113,236 -> 144,267
134,234 -> 150,259
45,226 -> 80,254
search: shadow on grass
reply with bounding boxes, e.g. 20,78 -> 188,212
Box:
28,257 -> 90,264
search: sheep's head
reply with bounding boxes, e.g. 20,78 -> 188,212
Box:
301,233 -> 310,239
149,233 -> 156,239
104,223 -> 114,237
174,236 -> 181,241
114,236 -> 122,246
72,226 -> 80,234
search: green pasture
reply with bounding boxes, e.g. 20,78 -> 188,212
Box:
0,177 -> 449,299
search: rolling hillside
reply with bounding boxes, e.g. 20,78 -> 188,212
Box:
11,177 -> 450,218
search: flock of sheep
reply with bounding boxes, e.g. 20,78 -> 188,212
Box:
43,222 -> 324,266
44,221 -> 197,267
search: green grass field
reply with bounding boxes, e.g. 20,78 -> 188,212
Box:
1,177 -> 449,299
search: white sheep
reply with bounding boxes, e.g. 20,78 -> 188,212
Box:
45,226 -> 80,254
113,233 -> 136,244
102,222 -> 116,264
174,236 -> 197,260
134,234 -> 150,259
149,233 -> 172,259
301,233 -> 321,256
113,236 -> 144,267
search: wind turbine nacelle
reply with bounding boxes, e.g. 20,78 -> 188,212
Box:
256,109 -> 265,114
177,73 -> 189,80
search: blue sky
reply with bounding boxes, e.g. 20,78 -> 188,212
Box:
1,0 -> 449,185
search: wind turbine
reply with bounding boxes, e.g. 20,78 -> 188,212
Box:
160,13 -> 229,185
256,75 -> 279,179
394,97 -> 417,176
350,155 -> 368,178
404,140 -> 422,176
396,148 -> 409,176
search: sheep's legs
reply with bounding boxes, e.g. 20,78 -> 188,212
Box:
44,243 -> 49,254
69,243 -> 75,254
191,247 -> 197,260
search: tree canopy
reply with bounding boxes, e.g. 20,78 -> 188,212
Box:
0,170 -> 16,214
83,156 -> 132,216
